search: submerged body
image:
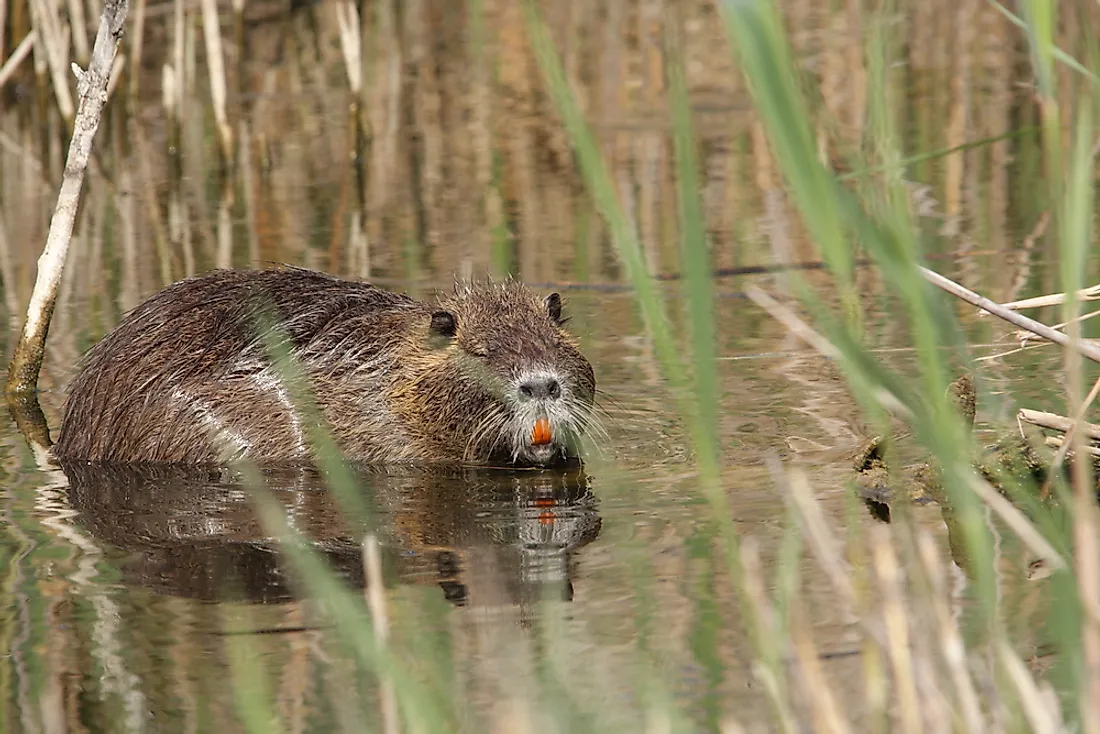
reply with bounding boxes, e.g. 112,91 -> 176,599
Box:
54,268 -> 596,467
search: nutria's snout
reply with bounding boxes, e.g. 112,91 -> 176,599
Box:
506,367 -> 589,467
518,374 -> 562,401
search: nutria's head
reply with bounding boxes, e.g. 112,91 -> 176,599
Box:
401,281 -> 596,467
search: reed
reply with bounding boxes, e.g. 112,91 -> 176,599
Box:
199,0 -> 232,163
6,0 -> 1100,731
241,0 -> 1089,729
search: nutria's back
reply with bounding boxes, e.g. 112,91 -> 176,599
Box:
54,267 -> 596,467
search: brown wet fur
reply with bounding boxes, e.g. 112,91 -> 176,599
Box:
53,267 -> 596,466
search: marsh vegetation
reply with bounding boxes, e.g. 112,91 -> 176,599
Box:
2,0 -> 1100,731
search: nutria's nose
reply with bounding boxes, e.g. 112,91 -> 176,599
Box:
518,376 -> 562,401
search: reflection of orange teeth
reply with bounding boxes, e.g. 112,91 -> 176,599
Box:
532,418 -> 553,446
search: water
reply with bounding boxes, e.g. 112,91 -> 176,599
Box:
1,0 -> 1092,730
2,278 -> 1062,731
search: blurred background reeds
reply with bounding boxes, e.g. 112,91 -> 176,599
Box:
3,0 -> 1100,731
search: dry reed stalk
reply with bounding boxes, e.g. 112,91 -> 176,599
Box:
168,0 -> 184,121
407,0 -> 442,254
1019,408 -> 1100,441
784,468 -> 855,605
87,184 -> 111,329
239,121 -> 260,267
1037,374 -> 1100,497
977,4 -> 1012,255
367,0 -> 400,228
126,0 -> 145,98
986,285 -> 1100,313
116,164 -> 139,311
173,188 -> 195,276
870,525 -> 922,734
29,0 -> 75,123
0,205 -> 21,325
739,536 -> 798,734
6,0 -> 127,397
1044,436 -> 1100,458
362,534 -> 399,734
335,0 -> 361,95
468,0 -> 498,260
922,266 -> 1100,364
914,532 -> 985,733
215,184 -> 233,269
635,0 -> 666,275
106,52 -> 122,97
349,212 -> 369,277
943,0 -> 975,220
0,30 -> 37,90
273,608 -> 311,734
200,0 -> 232,162
496,0 -> 537,270
30,2 -> 47,83
133,120 -> 173,285
996,640 -> 1062,734
1065,279 -> 1100,734
0,0 -> 6,61
744,286 -> 841,359
66,0 -> 89,64
334,0 -> 370,276
1022,309 -> 1100,343
789,603 -> 853,734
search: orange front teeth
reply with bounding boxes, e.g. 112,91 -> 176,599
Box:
532,418 -> 553,446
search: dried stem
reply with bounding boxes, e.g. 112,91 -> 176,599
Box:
1019,408 -> 1100,442
872,526 -> 922,734
921,267 -> 1100,364
7,0 -> 128,399
29,0 -> 75,122
126,0 -> 145,98
0,30 -> 36,90
990,284 -> 1100,313
363,534 -> 399,734
199,0 -> 231,162
915,533 -> 984,733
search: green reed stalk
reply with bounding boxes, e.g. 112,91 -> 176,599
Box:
718,0 -> 1006,620
518,1 -> 731,493
517,0 -> 682,394
666,13 -> 719,469
248,480 -> 453,733
224,609 -> 284,734
519,5 -> 823,729
1061,99 -> 1099,732
1021,2 -> 1100,723
713,0 -> 860,331
252,312 -> 373,529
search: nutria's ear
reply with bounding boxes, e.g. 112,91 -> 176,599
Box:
545,293 -> 563,324
430,310 -> 457,338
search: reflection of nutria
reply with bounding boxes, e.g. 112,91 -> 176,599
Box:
54,267 -> 597,466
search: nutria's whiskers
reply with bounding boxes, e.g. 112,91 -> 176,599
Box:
464,403 -> 508,464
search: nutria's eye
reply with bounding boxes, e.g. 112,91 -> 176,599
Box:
464,339 -> 490,358
430,311 -> 457,339
545,293 -> 563,324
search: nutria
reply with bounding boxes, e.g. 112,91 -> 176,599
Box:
53,267 -> 597,467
